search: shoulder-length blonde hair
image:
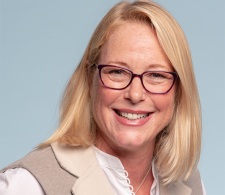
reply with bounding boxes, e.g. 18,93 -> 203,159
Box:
39,0 -> 201,184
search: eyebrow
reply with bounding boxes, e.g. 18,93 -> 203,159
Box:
147,64 -> 169,70
107,61 -> 127,66
106,61 -> 171,71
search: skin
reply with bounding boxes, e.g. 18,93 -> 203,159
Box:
89,22 -> 176,194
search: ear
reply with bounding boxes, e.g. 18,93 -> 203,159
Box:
86,60 -> 90,69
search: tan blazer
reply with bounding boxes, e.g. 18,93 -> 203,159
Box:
0,142 -> 203,195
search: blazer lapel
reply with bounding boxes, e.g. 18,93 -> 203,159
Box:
51,142 -> 115,195
71,160 -> 115,195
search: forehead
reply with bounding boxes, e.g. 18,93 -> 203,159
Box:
99,22 -> 172,71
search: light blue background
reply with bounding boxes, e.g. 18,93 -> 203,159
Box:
0,0 -> 224,194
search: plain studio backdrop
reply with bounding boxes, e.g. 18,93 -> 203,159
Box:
0,0 -> 224,194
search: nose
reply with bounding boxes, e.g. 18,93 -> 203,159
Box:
124,76 -> 146,103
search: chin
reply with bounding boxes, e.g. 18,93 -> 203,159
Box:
112,133 -> 153,150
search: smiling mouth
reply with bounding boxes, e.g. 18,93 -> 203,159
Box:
115,110 -> 150,120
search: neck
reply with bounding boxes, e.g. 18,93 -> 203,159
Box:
95,133 -> 155,194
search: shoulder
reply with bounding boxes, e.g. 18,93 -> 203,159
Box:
158,169 -> 204,195
182,169 -> 203,194
0,168 -> 44,195
0,144 -> 77,195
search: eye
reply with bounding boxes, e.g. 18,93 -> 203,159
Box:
144,72 -> 173,85
151,73 -> 165,78
108,69 -> 125,75
103,66 -> 130,77
146,72 -> 166,79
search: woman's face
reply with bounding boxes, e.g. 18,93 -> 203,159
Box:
90,22 -> 176,153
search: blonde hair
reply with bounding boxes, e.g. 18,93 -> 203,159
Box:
39,0 -> 201,184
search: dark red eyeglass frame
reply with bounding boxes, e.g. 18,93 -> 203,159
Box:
94,64 -> 178,94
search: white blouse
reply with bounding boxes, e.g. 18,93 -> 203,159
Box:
0,147 -> 207,195
92,146 -> 159,195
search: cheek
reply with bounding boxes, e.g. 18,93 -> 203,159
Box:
90,75 -> 116,118
158,94 -> 174,110
152,91 -> 175,121
91,72 -> 122,107
91,78 -> 110,107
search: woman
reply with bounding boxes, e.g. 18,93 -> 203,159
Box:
0,0 -> 206,194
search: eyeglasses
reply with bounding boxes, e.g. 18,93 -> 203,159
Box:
95,64 -> 178,94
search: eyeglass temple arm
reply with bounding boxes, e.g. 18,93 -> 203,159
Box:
86,63 -> 98,70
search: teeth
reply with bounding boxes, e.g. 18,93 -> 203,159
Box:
118,111 -> 149,120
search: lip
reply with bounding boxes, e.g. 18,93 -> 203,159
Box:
113,109 -> 153,126
114,108 -> 150,114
